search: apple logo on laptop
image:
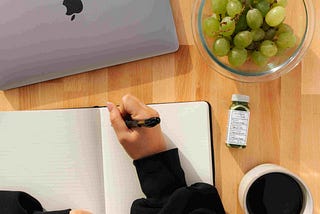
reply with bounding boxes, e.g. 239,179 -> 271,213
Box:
63,0 -> 83,21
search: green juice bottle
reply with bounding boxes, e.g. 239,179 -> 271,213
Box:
226,94 -> 250,149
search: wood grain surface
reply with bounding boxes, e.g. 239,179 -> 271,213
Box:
1,0 -> 319,213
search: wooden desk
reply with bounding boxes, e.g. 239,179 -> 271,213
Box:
1,0 -> 319,213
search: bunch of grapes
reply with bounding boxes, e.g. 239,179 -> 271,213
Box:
203,0 -> 296,67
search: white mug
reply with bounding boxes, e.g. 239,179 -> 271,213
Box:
238,164 -> 313,214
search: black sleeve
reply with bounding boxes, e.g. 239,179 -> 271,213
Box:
131,148 -> 225,214
133,148 -> 187,199
34,210 -> 71,214
0,191 -> 71,214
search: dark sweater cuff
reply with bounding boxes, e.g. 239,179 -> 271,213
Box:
0,191 -> 43,214
133,148 -> 187,199
36,209 -> 71,214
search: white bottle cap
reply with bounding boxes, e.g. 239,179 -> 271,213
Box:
232,94 -> 250,103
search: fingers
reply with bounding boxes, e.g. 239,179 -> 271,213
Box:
119,94 -> 146,118
119,94 -> 159,120
106,102 -> 130,141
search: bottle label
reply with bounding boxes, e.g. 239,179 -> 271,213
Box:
226,110 -> 250,146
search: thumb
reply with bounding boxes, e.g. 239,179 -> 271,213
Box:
106,102 -> 129,136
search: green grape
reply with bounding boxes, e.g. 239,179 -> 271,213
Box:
203,17 -> 220,37
233,31 -> 253,48
255,0 -> 271,17
204,0 -> 295,67
251,28 -> 265,41
213,37 -> 231,56
252,51 -> 269,66
246,9 -> 263,29
226,0 -> 242,18
234,11 -> 248,34
265,6 -> 286,27
276,23 -> 293,35
276,32 -> 297,48
220,17 -> 236,36
260,40 -> 278,57
277,0 -> 288,7
264,28 -> 277,40
228,47 -> 248,67
211,0 -> 228,14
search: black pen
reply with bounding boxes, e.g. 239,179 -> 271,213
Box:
125,117 -> 161,128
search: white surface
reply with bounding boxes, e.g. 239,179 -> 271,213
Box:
238,164 -> 313,214
0,109 -> 106,213
0,102 -> 213,213
0,0 -> 178,90
149,102 -> 213,186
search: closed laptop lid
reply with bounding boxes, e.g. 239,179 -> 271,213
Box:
0,0 -> 178,90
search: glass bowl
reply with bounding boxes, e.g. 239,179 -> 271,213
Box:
192,0 -> 315,82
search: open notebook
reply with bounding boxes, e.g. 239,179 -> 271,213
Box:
0,102 -> 214,213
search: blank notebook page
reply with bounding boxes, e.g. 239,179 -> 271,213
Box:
0,109 -> 106,213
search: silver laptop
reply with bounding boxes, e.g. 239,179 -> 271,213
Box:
0,0 -> 178,90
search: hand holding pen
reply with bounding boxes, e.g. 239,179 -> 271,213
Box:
106,94 -> 167,160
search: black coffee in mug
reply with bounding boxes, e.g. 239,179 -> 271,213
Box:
246,172 -> 303,214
